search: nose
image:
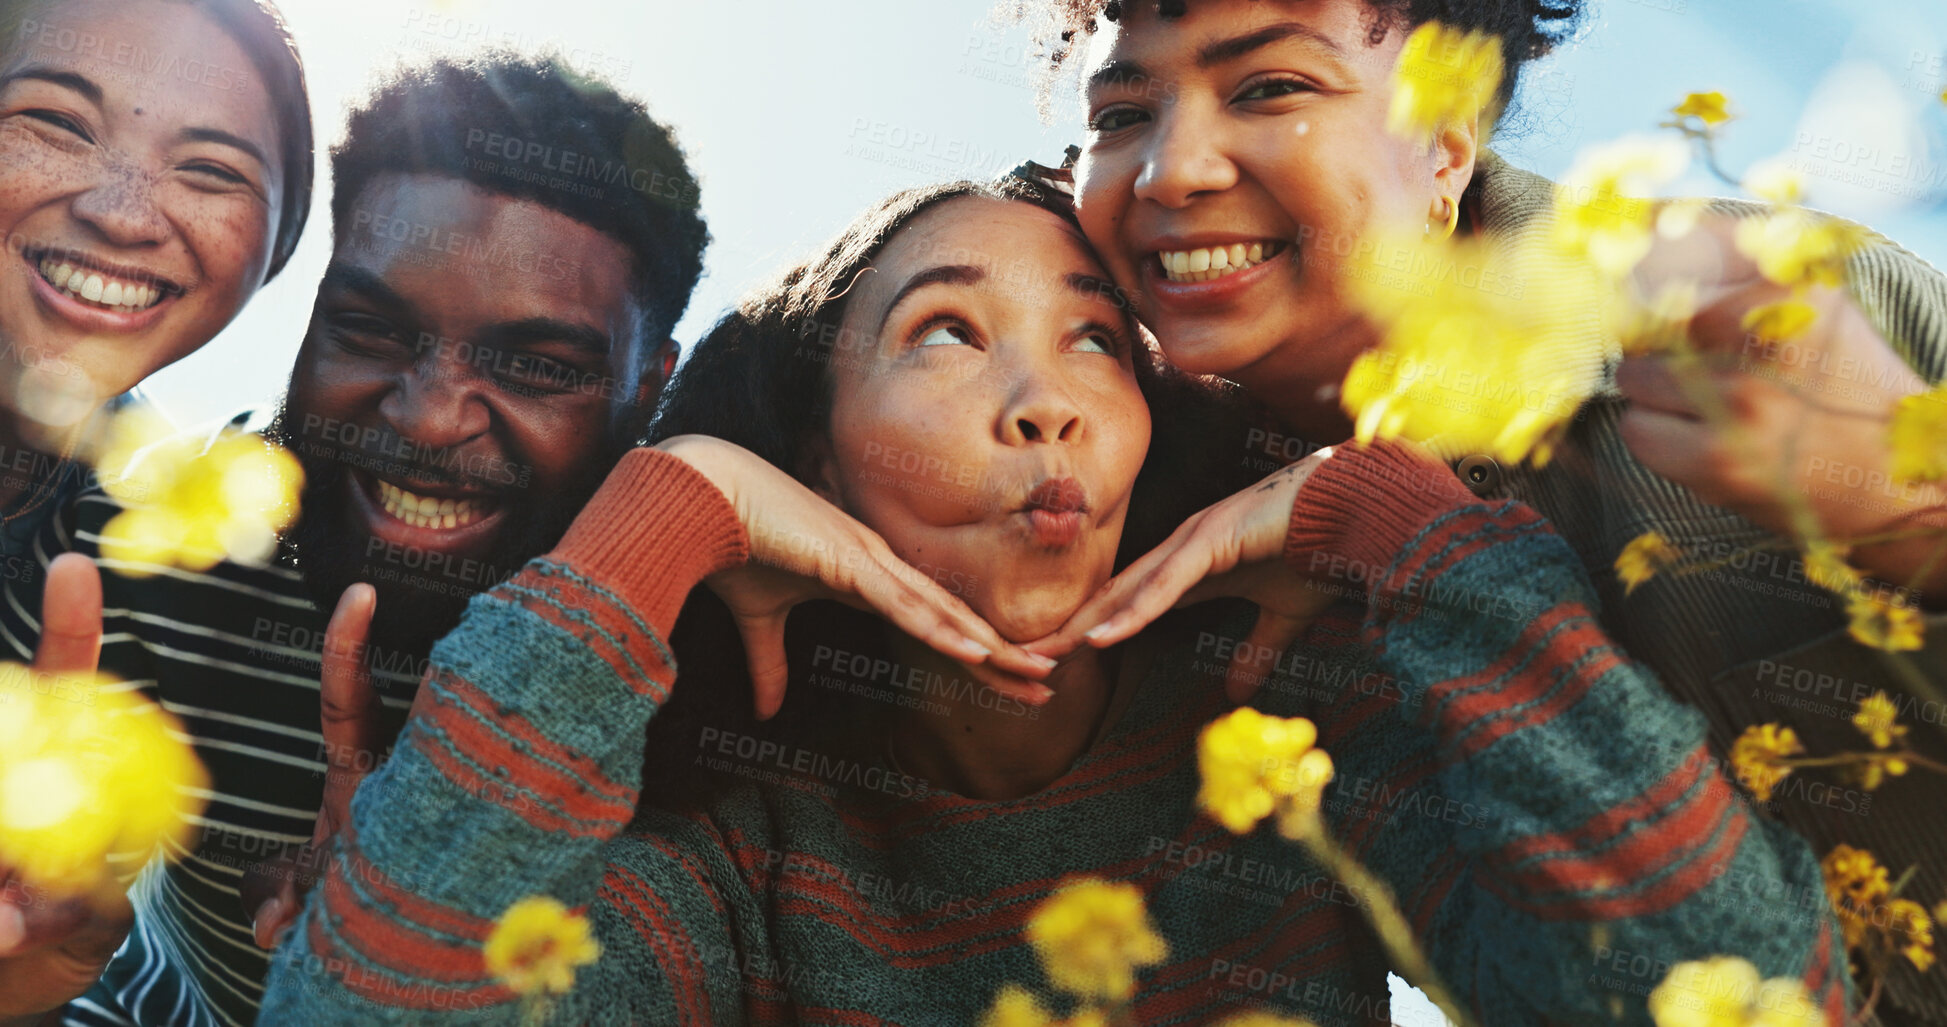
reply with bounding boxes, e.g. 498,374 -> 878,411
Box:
68,158 -> 171,250
999,374 -> 1084,446
377,357 -> 491,453
1132,106 -> 1238,209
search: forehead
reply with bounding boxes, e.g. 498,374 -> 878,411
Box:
333,174 -> 636,330
1078,0 -> 1385,75
7,0 -> 278,140
856,196 -> 1109,313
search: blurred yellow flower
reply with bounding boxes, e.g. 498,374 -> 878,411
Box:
1728,724 -> 1802,803
1387,22 -> 1503,143
1844,592 -> 1924,652
1733,209 -> 1870,290
1342,230 -> 1614,466
1888,383 -> 1947,483
1738,300 -> 1818,343
1197,707 -> 1335,840
979,985 -> 1056,1027
1799,541 -> 1862,595
1672,91 -> 1734,127
95,411 -> 302,576
1888,898 -> 1935,973
483,896 -> 601,996
1822,844 -> 1891,950
1554,136 -> 1689,279
1025,877 -> 1168,1002
1647,956 -> 1821,1027
1851,691 -> 1908,750
1615,532 -> 1683,596
1741,160 -> 1804,206
1850,751 -> 1909,792
0,666 -> 207,898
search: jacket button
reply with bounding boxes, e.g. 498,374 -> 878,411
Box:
1456,455 -> 1502,496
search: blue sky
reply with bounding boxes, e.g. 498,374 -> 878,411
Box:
142,0 -> 1947,427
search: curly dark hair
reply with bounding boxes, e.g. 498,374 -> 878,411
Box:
639,175 -> 1267,808
1020,0 -> 1584,123
331,53 -> 708,354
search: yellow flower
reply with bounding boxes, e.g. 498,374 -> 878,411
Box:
483,896 -> 601,996
1728,724 -> 1802,803
1889,383 -> 1947,483
1215,1015 -> 1320,1027
1741,159 -> 1804,206
1845,592 -> 1924,652
1647,956 -> 1822,1027
1197,707 -> 1335,840
1888,899 -> 1935,973
1387,21 -> 1504,143
979,985 -> 1057,1027
1822,844 -> 1891,950
1341,229 -> 1615,466
1850,751 -> 1909,792
1799,541 -> 1862,594
1851,691 -> 1908,750
1738,300 -> 1818,343
1554,136 -> 1690,279
1025,877 -> 1168,1002
95,411 -> 303,576
1620,280 -> 1701,356
1733,209 -> 1871,290
1672,91 -> 1734,127
0,666 -> 208,898
1615,532 -> 1683,596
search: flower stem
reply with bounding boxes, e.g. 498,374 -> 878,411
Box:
1294,817 -> 1479,1027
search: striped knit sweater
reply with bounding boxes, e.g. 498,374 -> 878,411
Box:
258,444 -> 1847,1026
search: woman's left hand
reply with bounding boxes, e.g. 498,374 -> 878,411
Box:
1024,453 -> 1341,703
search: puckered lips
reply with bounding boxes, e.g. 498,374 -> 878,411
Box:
1139,234 -> 1293,314
24,245 -> 185,333
1018,476 -> 1091,549
344,466 -> 510,556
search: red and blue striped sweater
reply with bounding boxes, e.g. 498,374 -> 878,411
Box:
258,444 -> 1850,1026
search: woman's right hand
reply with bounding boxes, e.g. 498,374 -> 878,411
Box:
653,435 -> 1057,719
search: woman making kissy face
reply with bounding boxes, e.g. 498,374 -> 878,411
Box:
260,178 -> 1843,1026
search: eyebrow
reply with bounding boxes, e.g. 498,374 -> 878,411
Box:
876,264 -> 986,336
1085,20 -> 1347,93
0,66 -> 104,105
320,262 -> 414,316
476,317 -> 611,358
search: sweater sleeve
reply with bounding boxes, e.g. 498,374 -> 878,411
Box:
1286,443 -> 1851,1027
258,448 -> 752,1024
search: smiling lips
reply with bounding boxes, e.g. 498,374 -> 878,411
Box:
31,249 -> 177,315
1156,241 -> 1287,284
375,479 -> 494,531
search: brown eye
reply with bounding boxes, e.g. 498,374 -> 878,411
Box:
917,325 -> 974,348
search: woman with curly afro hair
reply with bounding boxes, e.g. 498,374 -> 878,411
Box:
1016,2 -> 1947,1024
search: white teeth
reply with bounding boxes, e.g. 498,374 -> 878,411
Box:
35,257 -> 168,311
376,480 -> 485,530
1157,242 -> 1286,283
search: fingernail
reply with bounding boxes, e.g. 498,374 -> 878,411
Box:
1082,622 -> 1114,642
0,903 -> 25,954
1031,685 -> 1055,703
1027,653 -> 1058,672
961,641 -> 992,660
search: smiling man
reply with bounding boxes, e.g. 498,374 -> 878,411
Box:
0,54 -> 706,1027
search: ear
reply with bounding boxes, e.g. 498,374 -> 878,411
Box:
1430,114 -> 1481,209
797,433 -> 844,506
